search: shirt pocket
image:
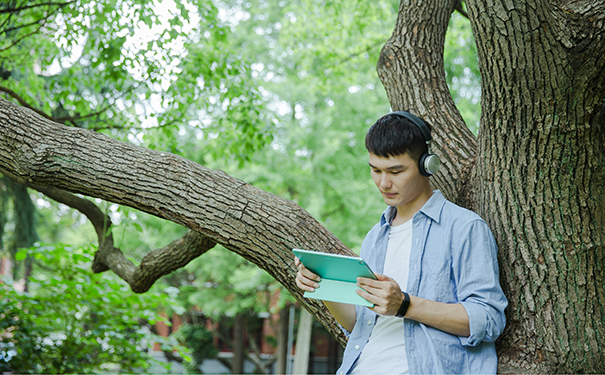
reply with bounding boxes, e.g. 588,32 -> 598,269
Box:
420,252 -> 454,302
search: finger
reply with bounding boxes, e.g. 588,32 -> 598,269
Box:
299,266 -> 321,282
375,273 -> 392,282
355,287 -> 383,309
357,276 -> 382,290
356,287 -> 394,315
296,266 -> 321,291
296,273 -> 319,292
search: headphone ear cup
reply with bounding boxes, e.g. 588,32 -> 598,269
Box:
418,152 -> 430,177
419,153 -> 440,176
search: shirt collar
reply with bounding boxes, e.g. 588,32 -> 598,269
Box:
418,190 -> 445,223
380,190 -> 445,226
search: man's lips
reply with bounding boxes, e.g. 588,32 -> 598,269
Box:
382,192 -> 397,198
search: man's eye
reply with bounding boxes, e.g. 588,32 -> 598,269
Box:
391,171 -> 401,175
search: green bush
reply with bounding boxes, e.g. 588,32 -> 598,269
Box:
171,323 -> 218,373
0,243 -> 188,374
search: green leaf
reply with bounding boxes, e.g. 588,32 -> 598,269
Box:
15,249 -> 28,261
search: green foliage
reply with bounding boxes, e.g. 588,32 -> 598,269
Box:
171,323 -> 218,373
184,246 -> 279,317
444,11 -> 482,133
1,0 -> 275,164
0,243 -> 189,373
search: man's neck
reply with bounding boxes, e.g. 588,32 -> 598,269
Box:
392,187 -> 433,226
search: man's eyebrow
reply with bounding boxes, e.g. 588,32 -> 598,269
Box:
368,163 -> 406,170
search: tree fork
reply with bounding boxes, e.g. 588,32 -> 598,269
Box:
376,0 -> 478,207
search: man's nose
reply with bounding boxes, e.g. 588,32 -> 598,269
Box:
380,174 -> 392,189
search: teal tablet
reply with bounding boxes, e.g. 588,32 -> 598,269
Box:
292,248 -> 377,307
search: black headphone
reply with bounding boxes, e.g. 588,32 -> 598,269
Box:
387,111 -> 441,177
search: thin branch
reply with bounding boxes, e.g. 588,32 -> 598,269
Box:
0,84 -> 129,130
0,0 -> 76,52
0,0 -> 76,14
1,16 -> 49,35
454,0 -> 469,19
0,9 -> 15,30
53,101 -> 116,123
0,167 -> 217,293
0,85 -> 52,120
0,17 -> 48,52
338,39 -> 384,65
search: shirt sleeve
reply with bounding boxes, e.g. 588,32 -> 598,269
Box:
454,220 -> 508,346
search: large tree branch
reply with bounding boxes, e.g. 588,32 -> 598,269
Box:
0,167 -> 217,292
550,1 -> 605,51
0,97 -> 348,346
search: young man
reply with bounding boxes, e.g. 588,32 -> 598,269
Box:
295,112 -> 508,374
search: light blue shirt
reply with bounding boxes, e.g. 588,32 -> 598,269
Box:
337,191 -> 508,374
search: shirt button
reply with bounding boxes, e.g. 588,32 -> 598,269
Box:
368,320 -> 372,325
355,345 -> 360,350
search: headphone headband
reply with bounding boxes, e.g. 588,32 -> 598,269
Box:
385,110 -> 440,177
387,111 -> 432,143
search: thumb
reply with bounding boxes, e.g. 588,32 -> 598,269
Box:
376,273 -> 392,282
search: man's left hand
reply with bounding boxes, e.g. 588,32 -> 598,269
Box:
356,274 -> 405,316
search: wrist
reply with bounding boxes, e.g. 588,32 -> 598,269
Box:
396,291 -> 410,318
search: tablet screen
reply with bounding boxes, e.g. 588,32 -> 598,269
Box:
293,248 -> 377,283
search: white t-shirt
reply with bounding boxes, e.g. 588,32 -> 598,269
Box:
350,219 -> 412,374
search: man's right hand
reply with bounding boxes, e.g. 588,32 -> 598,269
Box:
294,256 -> 357,332
294,256 -> 321,292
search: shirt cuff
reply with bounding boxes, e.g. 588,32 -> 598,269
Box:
459,301 -> 486,346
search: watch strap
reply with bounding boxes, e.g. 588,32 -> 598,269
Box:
396,291 -> 410,318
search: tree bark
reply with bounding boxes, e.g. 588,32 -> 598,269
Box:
466,1 -> 605,372
2,168 -> 217,293
0,97 -> 348,347
377,0 -> 605,372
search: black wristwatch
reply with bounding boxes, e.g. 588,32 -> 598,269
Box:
396,291 -> 410,318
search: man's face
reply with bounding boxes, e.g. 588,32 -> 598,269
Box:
369,152 -> 428,209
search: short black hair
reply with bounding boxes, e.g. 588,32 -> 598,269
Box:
365,113 -> 432,162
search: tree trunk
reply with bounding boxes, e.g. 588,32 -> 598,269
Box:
233,313 -> 245,374
466,1 -> 605,372
277,305 -> 289,375
6,179 -> 38,286
376,0 -> 478,207
378,0 -> 605,372
292,308 -> 313,375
